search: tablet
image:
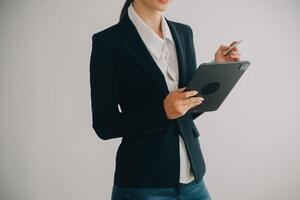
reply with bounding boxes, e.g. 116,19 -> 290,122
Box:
184,61 -> 250,114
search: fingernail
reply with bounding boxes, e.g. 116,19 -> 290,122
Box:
194,91 -> 198,95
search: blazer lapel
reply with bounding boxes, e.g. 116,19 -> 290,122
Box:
118,13 -> 187,97
165,17 -> 187,89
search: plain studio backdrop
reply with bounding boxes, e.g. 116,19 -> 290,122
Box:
0,0 -> 299,199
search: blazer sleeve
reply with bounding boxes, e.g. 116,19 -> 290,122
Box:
186,25 -> 204,120
89,34 -> 173,140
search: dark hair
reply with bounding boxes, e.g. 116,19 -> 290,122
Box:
120,0 -> 133,21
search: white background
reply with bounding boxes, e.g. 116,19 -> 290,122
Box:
0,0 -> 299,199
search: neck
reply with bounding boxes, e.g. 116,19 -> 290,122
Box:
132,1 -> 163,37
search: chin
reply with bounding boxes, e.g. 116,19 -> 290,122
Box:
153,0 -> 171,11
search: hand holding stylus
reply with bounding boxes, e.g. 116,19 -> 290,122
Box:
214,40 -> 242,62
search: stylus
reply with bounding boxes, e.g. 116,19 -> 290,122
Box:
223,40 -> 242,56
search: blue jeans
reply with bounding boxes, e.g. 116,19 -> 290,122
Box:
111,179 -> 212,200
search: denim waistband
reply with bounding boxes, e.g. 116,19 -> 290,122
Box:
113,178 -> 201,191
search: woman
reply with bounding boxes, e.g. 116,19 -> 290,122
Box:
89,0 -> 240,199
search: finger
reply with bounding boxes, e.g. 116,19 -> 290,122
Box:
229,56 -> 240,61
177,100 -> 203,115
228,50 -> 240,56
178,96 -> 204,106
184,101 -> 203,111
230,53 -> 241,58
231,47 -> 238,51
179,90 -> 199,99
229,50 -> 239,54
228,52 -> 237,56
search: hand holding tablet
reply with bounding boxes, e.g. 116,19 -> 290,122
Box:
184,61 -> 251,114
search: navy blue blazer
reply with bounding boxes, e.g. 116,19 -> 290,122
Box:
89,12 -> 206,188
